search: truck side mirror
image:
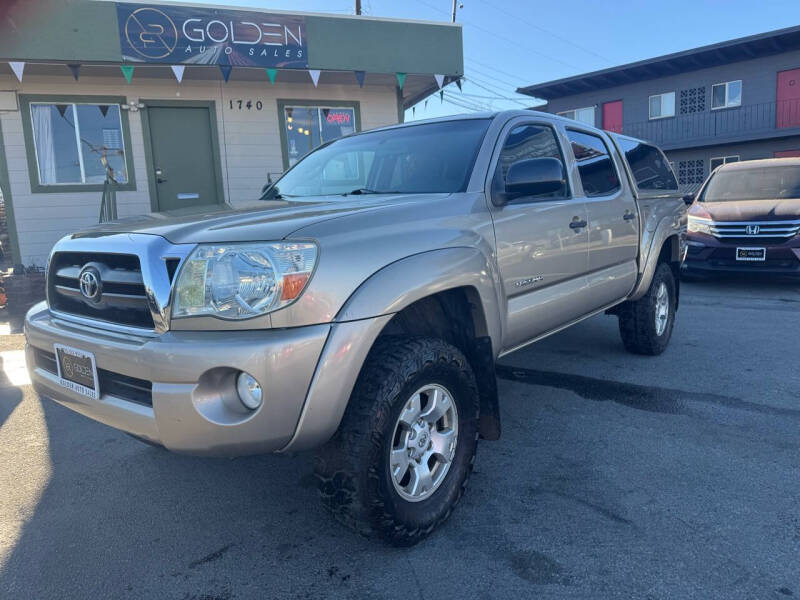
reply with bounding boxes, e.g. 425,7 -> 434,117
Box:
504,157 -> 565,200
682,193 -> 695,206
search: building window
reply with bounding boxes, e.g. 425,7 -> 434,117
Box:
679,87 -> 706,114
649,92 -> 675,120
565,129 -> 620,197
282,104 -> 358,168
678,159 -> 705,185
557,107 -> 595,126
711,80 -> 742,110
29,102 -> 128,186
709,155 -> 740,171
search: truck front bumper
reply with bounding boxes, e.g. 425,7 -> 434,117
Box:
25,302 -> 390,456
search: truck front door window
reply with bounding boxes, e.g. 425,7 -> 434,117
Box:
494,124 -> 568,201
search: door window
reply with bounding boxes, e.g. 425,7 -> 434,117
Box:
493,124 -> 568,199
615,138 -> 678,191
566,130 -> 621,197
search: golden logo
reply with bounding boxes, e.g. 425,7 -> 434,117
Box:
124,7 -> 178,59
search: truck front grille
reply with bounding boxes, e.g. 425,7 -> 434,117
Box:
709,219 -> 800,240
47,251 -> 155,330
33,347 -> 153,407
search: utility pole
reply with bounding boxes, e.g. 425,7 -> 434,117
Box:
355,0 -> 361,15
451,0 -> 457,22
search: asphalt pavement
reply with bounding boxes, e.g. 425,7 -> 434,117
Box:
1,276 -> 799,599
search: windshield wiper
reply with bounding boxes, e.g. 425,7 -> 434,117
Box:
344,188 -> 400,196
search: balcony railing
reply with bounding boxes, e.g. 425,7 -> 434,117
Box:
616,98 -> 800,148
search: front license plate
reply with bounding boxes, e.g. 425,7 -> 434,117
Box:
736,247 -> 766,261
54,344 -> 99,400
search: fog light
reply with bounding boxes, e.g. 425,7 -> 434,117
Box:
236,372 -> 263,410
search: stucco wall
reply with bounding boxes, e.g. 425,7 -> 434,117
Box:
0,73 -> 399,266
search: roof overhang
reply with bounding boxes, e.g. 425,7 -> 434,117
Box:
518,25 -> 800,100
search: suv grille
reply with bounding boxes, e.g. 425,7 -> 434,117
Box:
709,219 -> 800,240
47,251 -> 154,329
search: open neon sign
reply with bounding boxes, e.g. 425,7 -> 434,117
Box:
326,112 -> 352,124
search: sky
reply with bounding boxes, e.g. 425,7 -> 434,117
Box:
162,0 -> 798,121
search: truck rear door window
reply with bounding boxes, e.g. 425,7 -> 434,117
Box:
616,138 -> 678,191
566,130 -> 620,197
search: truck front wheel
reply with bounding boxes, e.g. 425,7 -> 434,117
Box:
617,262 -> 676,355
314,336 -> 479,546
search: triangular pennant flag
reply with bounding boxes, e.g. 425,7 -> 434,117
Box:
455,78 -> 462,91
354,70 -> 365,88
424,99 -> 428,110
98,105 -> 109,117
434,74 -> 445,89
171,65 -> 185,83
440,90 -> 444,103
265,68 -> 277,84
9,62 -> 24,82
219,65 -> 232,82
308,69 -> 320,87
396,72 -> 406,90
120,65 -> 134,84
56,104 -> 69,117
412,106 -> 416,116
68,64 -> 80,80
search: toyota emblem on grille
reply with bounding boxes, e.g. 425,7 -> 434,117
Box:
745,225 -> 760,235
78,268 -> 102,302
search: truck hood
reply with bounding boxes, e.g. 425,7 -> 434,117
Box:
71,195 -> 440,244
692,198 -> 800,221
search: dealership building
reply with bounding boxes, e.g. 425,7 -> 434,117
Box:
0,0 -> 463,267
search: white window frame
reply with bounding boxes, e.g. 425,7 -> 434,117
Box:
29,101 -> 127,186
711,80 -> 742,110
648,92 -> 676,120
557,106 -> 595,127
709,155 -> 740,171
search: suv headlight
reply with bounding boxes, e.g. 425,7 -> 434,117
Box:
172,242 -> 317,320
687,217 -> 712,235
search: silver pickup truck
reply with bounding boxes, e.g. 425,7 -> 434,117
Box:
25,110 -> 686,545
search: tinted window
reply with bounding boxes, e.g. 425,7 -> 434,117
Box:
268,119 -> 491,197
701,166 -> 800,202
616,138 -> 678,191
566,130 -> 620,196
493,124 -> 567,198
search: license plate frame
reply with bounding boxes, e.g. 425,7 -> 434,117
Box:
54,343 -> 99,400
736,247 -> 766,262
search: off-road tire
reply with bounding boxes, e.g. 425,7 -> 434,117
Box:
617,262 -> 676,355
314,336 -> 480,546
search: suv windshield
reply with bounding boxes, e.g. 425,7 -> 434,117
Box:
701,165 -> 800,202
263,119 -> 491,198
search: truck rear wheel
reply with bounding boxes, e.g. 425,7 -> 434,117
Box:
314,336 -> 479,546
617,262 -> 676,355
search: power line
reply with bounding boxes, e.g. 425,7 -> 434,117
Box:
463,76 -> 529,105
478,0 -> 614,65
410,0 -> 581,71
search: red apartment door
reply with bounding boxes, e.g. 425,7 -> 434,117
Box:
602,100 -> 623,133
776,68 -> 800,128
774,149 -> 800,158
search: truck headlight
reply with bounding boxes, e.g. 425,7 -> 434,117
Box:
687,217 -> 712,235
172,242 -> 317,320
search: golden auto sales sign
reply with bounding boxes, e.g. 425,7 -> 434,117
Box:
117,2 -> 307,68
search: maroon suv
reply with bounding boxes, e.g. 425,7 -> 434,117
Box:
684,158 -> 800,276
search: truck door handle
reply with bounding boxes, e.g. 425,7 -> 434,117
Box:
623,211 -> 635,221
569,218 -> 587,229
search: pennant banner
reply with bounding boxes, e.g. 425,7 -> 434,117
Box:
171,65 -> 185,83
440,90 -> 444,103
266,68 -> 277,84
9,62 -> 24,83
120,65 -> 134,84
308,69 -> 320,87
434,74 -> 445,89
56,104 -> 69,117
219,65 -> 232,82
396,72 -> 406,90
455,78 -> 462,91
98,105 -> 109,117
354,70 -> 365,88
412,106 -> 416,116
68,64 -> 80,81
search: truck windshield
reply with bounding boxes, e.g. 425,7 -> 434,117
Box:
701,165 -> 800,202
263,119 -> 491,198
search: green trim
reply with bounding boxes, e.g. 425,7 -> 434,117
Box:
0,119 -> 22,265
139,99 -> 226,211
18,94 -> 137,194
276,99 -> 362,171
